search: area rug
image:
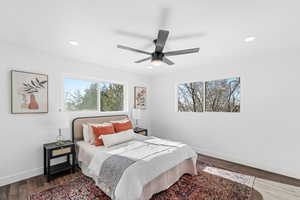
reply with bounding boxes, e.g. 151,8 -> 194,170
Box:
28,159 -> 254,200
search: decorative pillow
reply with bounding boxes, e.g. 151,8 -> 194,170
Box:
92,125 -> 115,146
88,123 -> 112,144
112,120 -> 133,133
102,130 -> 136,147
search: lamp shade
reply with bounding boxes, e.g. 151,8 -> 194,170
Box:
49,112 -> 70,129
132,109 -> 141,120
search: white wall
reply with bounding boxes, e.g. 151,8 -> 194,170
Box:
150,48 -> 300,179
0,41 -> 151,186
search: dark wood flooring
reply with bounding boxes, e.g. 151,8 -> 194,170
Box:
0,154 -> 299,200
198,154 -> 300,187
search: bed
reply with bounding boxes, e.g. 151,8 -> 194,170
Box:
72,115 -> 197,200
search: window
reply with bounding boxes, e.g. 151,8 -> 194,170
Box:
177,77 -> 240,113
64,78 -> 125,112
205,77 -> 240,112
177,81 -> 204,112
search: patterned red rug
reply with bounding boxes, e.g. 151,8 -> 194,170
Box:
28,160 -> 254,200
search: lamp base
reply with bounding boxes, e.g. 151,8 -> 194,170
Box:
55,140 -> 65,146
56,129 -> 65,146
135,119 -> 139,128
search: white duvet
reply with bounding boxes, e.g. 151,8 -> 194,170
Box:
80,136 -> 197,200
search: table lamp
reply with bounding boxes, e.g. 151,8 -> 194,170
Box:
132,109 -> 141,128
50,111 -> 69,145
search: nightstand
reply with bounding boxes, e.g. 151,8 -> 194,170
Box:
43,140 -> 75,182
134,127 -> 148,136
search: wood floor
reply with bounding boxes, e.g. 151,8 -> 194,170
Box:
1,154 -> 300,200
198,154 -> 300,200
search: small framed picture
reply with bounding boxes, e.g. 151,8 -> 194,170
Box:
11,70 -> 48,114
134,86 -> 147,110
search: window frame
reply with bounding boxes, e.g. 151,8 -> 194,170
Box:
175,77 -> 241,113
61,74 -> 128,113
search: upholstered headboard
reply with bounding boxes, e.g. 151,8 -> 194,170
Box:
72,115 -> 129,143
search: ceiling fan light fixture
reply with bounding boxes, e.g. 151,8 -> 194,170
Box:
151,59 -> 162,66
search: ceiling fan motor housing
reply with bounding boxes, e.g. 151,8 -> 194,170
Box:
152,52 -> 164,61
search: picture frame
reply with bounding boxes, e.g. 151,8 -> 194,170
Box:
11,70 -> 48,114
134,86 -> 147,110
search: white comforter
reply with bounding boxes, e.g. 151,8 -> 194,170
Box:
82,136 -> 197,200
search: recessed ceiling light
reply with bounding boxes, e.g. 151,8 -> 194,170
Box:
69,41 -> 79,46
244,37 -> 256,42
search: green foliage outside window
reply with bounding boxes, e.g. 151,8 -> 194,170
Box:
64,78 -> 124,112
100,83 -> 124,111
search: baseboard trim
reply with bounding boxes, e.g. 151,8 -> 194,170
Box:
191,145 -> 300,180
0,167 -> 43,187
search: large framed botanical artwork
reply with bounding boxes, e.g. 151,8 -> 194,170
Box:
11,70 -> 48,114
134,86 -> 147,110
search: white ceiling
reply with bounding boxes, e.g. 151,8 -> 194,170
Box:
0,0 -> 299,75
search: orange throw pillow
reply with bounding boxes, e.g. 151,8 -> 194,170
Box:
113,120 -> 133,133
92,125 -> 115,146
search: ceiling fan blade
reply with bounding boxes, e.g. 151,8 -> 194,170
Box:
164,48 -> 200,56
155,30 -> 169,52
117,45 -> 152,55
162,57 -> 175,65
141,42 -> 172,51
134,57 -> 152,63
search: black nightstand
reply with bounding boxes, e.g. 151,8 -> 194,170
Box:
134,127 -> 148,136
43,140 -> 75,182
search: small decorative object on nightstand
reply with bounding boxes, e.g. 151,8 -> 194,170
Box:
134,127 -> 148,136
43,140 -> 75,182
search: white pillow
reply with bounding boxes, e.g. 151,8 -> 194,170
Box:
102,130 -> 136,147
110,119 -> 129,124
87,122 -> 112,144
82,124 -> 90,143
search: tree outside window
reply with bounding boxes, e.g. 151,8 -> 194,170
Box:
205,77 -> 240,112
64,78 -> 124,112
177,81 -> 204,112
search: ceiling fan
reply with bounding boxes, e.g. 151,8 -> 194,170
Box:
117,30 -> 200,66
